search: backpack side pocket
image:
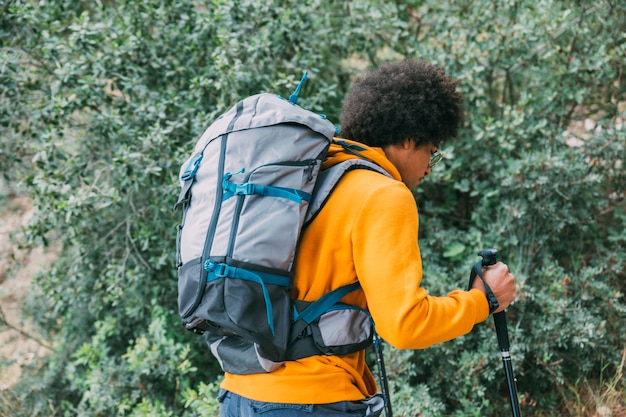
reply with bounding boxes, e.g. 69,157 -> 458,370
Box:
177,257 -> 206,319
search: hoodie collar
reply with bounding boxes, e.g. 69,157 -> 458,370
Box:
323,138 -> 401,181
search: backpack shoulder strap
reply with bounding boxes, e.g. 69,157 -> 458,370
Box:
304,157 -> 393,226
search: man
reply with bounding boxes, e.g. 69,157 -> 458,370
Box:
218,60 -> 517,416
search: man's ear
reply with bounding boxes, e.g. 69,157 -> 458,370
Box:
402,137 -> 414,150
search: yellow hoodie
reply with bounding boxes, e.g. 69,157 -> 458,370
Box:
221,138 -> 489,403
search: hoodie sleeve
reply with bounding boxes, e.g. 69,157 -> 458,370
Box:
351,180 -> 489,349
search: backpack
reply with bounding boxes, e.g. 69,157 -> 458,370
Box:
175,75 -> 392,374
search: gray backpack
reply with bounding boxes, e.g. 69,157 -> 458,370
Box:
175,79 -> 392,374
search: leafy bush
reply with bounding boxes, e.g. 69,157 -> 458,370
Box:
1,0 -> 624,416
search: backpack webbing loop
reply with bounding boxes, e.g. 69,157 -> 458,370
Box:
288,71 -> 308,104
174,153 -> 204,210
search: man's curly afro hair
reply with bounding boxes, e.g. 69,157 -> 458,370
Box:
339,60 -> 463,148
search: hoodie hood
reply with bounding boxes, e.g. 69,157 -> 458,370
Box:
323,138 -> 402,181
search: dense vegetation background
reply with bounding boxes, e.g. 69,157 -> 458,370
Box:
1,0 -> 624,416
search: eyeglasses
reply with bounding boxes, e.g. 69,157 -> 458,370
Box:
428,149 -> 445,168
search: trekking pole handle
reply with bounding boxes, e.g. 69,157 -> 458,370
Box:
470,249 -> 500,314
477,249 -> 511,350
476,249 -> 522,417
478,248 -> 498,267
477,249 -> 510,350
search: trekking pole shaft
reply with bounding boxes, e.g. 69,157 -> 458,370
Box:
493,312 -> 522,417
374,333 -> 393,417
477,249 -> 522,417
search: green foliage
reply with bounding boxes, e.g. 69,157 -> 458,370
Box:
180,381 -> 221,417
1,0 -> 624,416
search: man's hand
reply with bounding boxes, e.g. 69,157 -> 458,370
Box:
471,261 -> 516,313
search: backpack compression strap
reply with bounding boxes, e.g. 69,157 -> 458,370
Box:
222,170 -> 312,204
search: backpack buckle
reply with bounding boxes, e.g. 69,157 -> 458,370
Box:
214,263 -> 229,277
181,154 -> 203,181
234,183 -> 255,195
204,259 -> 230,278
184,317 -> 210,335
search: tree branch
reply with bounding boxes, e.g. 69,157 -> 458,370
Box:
0,304 -> 53,351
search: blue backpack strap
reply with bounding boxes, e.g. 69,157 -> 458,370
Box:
222,170 -> 312,204
293,281 -> 362,324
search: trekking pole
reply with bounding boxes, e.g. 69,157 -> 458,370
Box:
374,332 -> 393,417
471,248 -> 522,417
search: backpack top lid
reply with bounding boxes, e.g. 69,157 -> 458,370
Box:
191,92 -> 337,156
